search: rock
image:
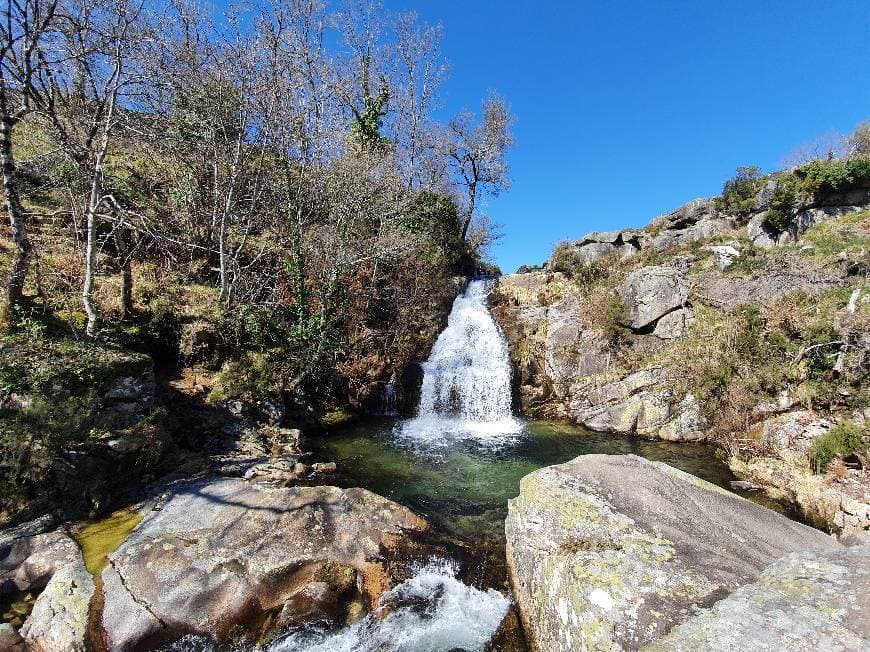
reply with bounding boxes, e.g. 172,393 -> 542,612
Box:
756,410 -> 830,453
839,530 -> 870,547
704,244 -> 741,269
570,368 -> 674,436
648,219 -> 728,252
0,529 -> 80,594
618,266 -> 689,331
20,557 -> 94,652
100,478 -> 428,650
794,205 -> 869,236
649,198 -> 718,230
312,462 -> 337,473
0,623 -> 25,652
730,480 -> 763,491
505,454 -> 839,652
658,394 -> 704,441
652,307 -> 694,339
692,251 -> 842,312
748,213 -> 778,248
104,370 -> 156,405
644,546 -> 870,651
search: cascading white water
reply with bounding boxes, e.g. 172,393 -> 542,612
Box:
399,278 -> 522,441
267,559 -> 510,652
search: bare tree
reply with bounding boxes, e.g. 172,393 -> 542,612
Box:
444,94 -> 514,241
0,0 -> 58,323
20,0 -> 153,335
389,11 -> 446,189
780,129 -> 849,168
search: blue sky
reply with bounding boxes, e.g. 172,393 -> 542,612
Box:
382,0 -> 870,272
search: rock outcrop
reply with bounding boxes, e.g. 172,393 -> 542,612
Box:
99,478 -> 429,650
0,522 -> 93,652
618,265 -> 689,331
505,454 -> 840,652
644,545 -> 870,651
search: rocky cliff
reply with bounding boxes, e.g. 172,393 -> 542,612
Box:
492,177 -> 869,533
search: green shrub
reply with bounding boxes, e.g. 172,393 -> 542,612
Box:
809,421 -> 867,473
714,166 -> 764,217
763,173 -> 803,232
798,156 -> 870,197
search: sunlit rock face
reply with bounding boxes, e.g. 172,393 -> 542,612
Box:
505,454 -> 840,652
99,479 -> 429,650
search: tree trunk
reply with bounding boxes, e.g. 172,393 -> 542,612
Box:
460,181 -> 476,241
114,224 -> 133,319
1,116 -> 31,323
82,169 -> 102,336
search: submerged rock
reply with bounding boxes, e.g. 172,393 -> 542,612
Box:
505,454 -> 839,652
100,478 -> 428,650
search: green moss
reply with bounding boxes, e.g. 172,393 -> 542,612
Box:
75,508 -> 145,576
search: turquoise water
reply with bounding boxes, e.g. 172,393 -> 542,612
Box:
310,418 -> 781,589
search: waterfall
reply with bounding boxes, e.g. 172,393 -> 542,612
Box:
399,278 -> 522,441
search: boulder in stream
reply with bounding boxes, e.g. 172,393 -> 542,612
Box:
505,454 -> 842,652
100,478 -> 429,650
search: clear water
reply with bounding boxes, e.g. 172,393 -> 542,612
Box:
313,418 -> 758,556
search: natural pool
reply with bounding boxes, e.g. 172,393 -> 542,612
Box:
308,417 -> 788,592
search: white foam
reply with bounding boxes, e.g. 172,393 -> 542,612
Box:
399,279 -> 523,445
267,559 -> 510,652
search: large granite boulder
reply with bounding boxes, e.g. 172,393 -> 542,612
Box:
506,454 -> 840,652
19,559 -> 94,652
0,528 -> 80,594
619,266 -> 689,331
645,546 -> 870,651
0,521 -> 93,652
100,478 -> 429,650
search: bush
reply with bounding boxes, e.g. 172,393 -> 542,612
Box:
763,173 -> 803,232
809,421 -> 867,473
798,156 -> 870,197
715,166 -> 764,217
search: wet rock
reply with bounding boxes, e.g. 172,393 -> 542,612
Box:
506,454 -> 839,652
618,266 -> 689,331
644,546 -> 870,651
312,462 -> 337,474
100,478 -> 428,650
19,557 -> 94,652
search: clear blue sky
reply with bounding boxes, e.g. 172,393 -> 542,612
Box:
384,0 -> 870,272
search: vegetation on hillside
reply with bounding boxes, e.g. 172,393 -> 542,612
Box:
0,0 -> 514,518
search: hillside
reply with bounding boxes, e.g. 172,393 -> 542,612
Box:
492,160 -> 869,533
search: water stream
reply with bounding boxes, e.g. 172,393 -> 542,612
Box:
163,279 -> 791,652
